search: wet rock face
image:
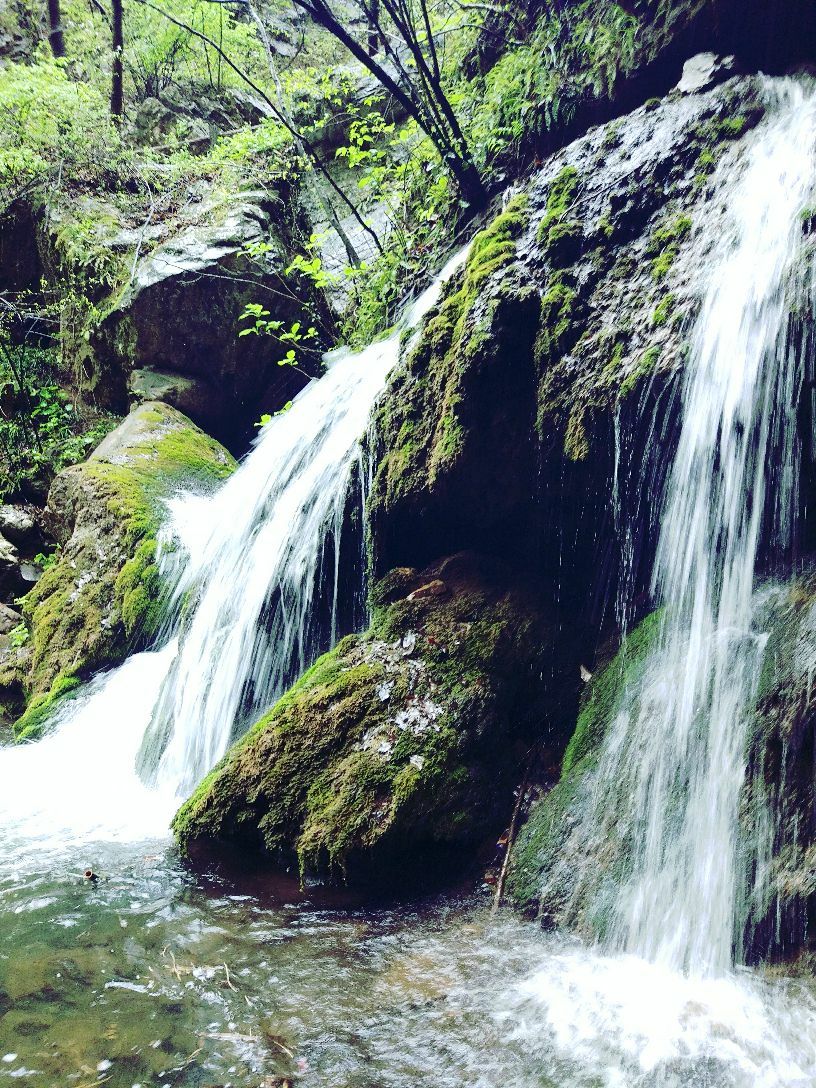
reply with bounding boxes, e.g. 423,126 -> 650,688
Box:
742,573 -> 816,961
173,552 -> 583,886
505,568 -> 816,963
371,74 -> 766,613
0,401 -> 236,741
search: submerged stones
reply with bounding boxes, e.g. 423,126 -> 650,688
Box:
173,552 -> 581,885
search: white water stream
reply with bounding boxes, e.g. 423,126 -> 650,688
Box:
0,242 -> 469,859
567,77 -> 816,978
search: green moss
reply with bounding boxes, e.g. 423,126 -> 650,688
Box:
371,198 -> 539,519
173,556 -> 569,880
116,539 -> 165,639
14,672 -> 81,742
647,213 -> 692,280
714,114 -> 750,139
596,214 -> 614,241
562,610 -> 663,775
619,344 -> 661,398
535,274 -> 578,370
507,610 -> 664,910
564,406 -> 589,461
599,339 -> 626,387
15,404 -> 236,725
651,294 -> 676,327
537,166 -> 582,266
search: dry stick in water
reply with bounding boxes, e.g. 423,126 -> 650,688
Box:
491,753 -> 533,915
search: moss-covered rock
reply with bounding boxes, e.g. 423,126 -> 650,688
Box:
28,184 -> 330,448
370,199 -> 541,573
173,552 -> 581,884
1,401 -> 235,739
506,610 -> 662,917
370,75 -> 765,584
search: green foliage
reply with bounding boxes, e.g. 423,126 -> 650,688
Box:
238,306 -> 318,374
537,166 -> 582,265
0,57 -> 127,211
8,624 -> 29,649
0,333 -> 116,501
463,2 -> 639,168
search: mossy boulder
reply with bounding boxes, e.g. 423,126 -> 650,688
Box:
370,200 -> 541,573
1,401 -> 235,740
173,552 -> 581,885
506,610 -> 662,919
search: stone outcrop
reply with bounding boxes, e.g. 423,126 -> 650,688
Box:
173,552 -> 582,884
0,401 -> 235,741
371,73 -> 766,601
82,190 -> 329,444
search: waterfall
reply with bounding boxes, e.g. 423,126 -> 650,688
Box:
137,242 -> 469,794
570,79 -> 816,976
0,243 -> 469,862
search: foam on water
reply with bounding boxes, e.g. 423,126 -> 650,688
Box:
501,942 -> 816,1086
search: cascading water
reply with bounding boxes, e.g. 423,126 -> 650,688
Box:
4,78 -> 816,1088
0,240 -> 469,864
137,344 -> 396,793
562,78 -> 816,977
139,243 -> 470,795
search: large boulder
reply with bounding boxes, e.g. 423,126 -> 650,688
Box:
370,74 -> 767,613
0,401 -> 235,740
87,190 -> 328,444
173,553 -> 582,885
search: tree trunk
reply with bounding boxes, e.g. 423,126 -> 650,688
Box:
47,0 -> 66,57
111,0 -> 124,120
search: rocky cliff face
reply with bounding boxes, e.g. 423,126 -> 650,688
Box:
371,71 -> 765,613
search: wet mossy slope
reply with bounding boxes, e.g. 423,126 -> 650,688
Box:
0,402 -> 235,741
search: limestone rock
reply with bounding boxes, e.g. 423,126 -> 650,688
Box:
370,75 -> 765,590
0,505 -> 38,548
90,191 -> 328,442
676,53 -> 739,96
0,603 -> 22,635
0,531 -> 20,597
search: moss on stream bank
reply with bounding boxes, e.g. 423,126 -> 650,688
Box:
1,402 -> 236,740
